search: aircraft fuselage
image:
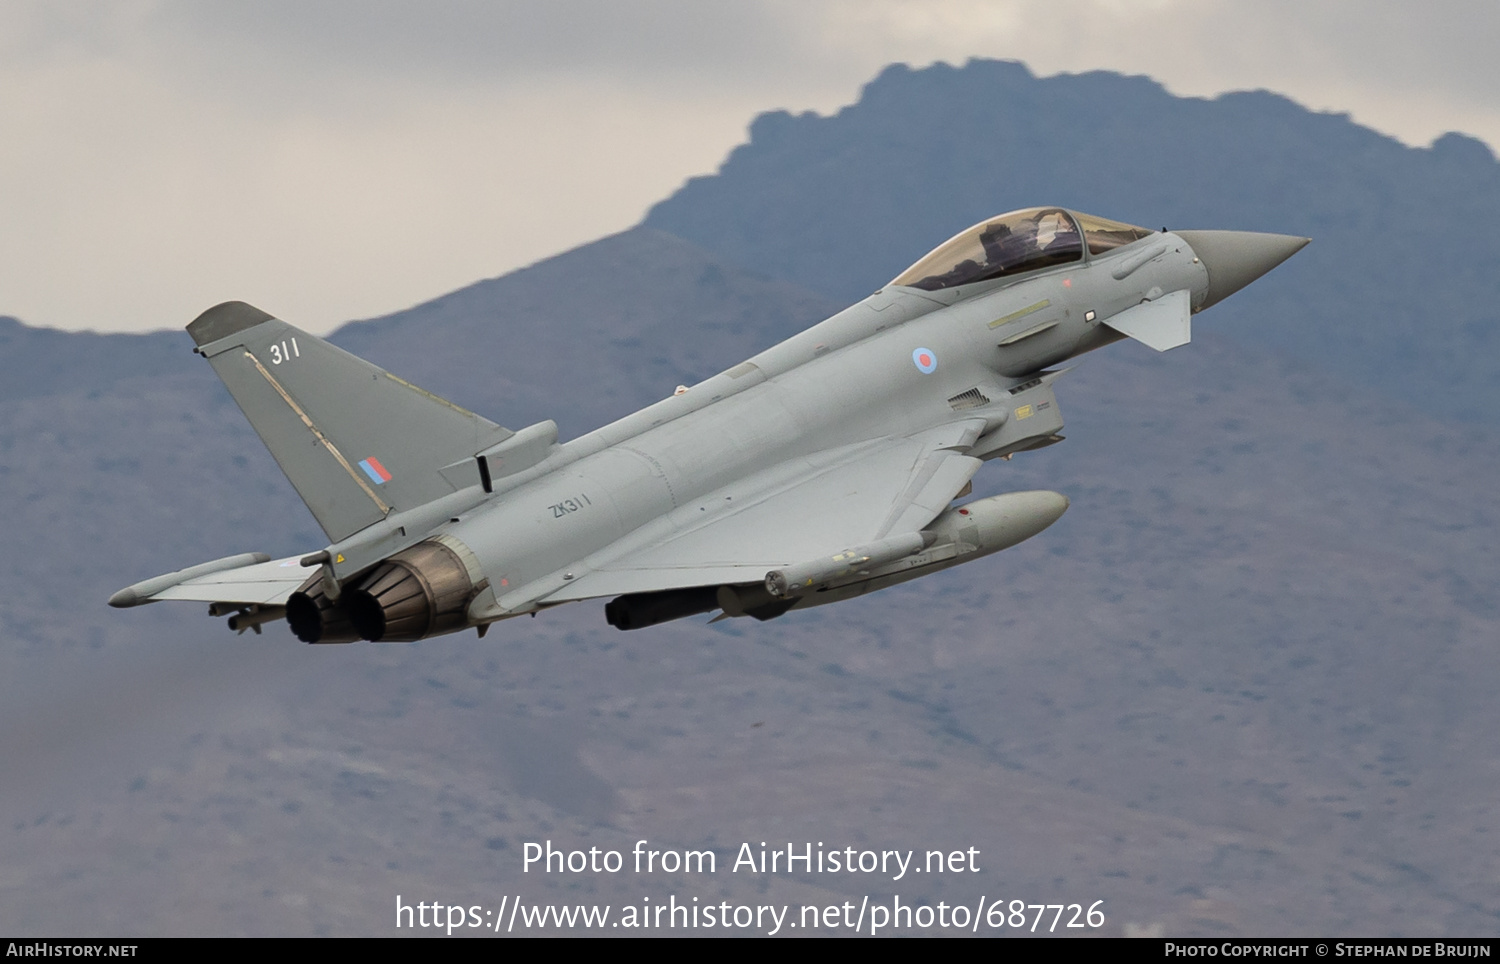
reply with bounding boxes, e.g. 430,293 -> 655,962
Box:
428,232 -> 1209,622
111,209 -> 1307,641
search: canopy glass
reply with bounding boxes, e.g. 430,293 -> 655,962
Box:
891,208 -> 1154,291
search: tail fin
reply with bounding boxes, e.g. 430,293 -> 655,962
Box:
188,302 -> 512,541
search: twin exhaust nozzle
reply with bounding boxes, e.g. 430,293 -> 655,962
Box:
286,540 -> 477,643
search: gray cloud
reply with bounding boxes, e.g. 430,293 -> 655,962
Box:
134,0 -> 1500,126
0,0 -> 1496,334
11,2 -> 1500,115
160,1 -> 801,82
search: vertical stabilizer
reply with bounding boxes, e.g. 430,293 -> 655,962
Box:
188,302 -> 512,541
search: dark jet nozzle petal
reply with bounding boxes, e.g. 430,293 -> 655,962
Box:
1176,230 -> 1309,309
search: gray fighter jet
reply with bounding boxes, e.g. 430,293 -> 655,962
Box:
110,208 -> 1306,640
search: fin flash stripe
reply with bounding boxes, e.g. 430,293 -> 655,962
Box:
359,458 -> 392,484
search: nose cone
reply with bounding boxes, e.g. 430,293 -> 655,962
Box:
1175,230 -> 1309,309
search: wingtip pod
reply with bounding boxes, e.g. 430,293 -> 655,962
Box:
107,587 -> 140,609
108,552 -> 273,608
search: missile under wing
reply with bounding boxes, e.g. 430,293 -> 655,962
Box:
111,207 -> 1307,639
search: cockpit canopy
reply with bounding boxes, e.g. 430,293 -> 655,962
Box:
890,208 -> 1155,292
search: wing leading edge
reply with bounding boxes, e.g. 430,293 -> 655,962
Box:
109,552 -> 311,609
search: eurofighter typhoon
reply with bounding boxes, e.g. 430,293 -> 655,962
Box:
110,209 -> 1307,641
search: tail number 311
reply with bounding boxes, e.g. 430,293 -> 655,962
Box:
268,338 -> 300,365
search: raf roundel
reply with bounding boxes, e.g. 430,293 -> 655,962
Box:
911,347 -> 938,374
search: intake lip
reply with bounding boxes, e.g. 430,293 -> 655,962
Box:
1175,230 -> 1309,309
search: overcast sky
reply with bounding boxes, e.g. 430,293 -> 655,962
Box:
3,0 -> 1497,334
